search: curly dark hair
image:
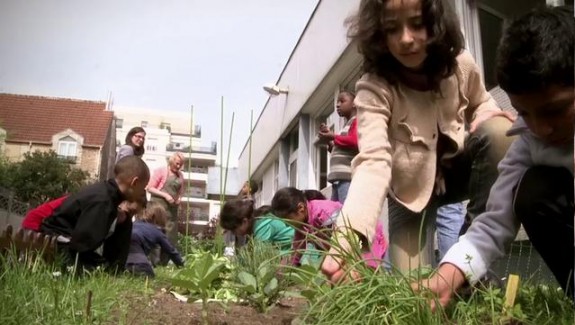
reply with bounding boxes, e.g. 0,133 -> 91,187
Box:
124,126 -> 146,157
346,0 -> 464,91
496,6 -> 574,95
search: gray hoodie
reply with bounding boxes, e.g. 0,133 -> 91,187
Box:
441,117 -> 574,283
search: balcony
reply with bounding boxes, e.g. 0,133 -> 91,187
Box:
182,171 -> 208,182
182,188 -> 207,199
166,142 -> 217,155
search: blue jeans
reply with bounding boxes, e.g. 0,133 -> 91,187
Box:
436,202 -> 466,260
331,181 -> 351,204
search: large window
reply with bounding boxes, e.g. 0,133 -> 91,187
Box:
287,127 -> 299,188
57,136 -> 77,161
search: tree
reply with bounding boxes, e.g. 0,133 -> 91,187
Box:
1,150 -> 89,205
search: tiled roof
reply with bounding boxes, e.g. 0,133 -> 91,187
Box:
0,93 -> 113,147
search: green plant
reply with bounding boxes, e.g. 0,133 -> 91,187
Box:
236,264 -> 281,313
0,252 -> 146,325
169,252 -> 227,324
233,241 -> 287,313
0,150 -> 89,204
297,224 -> 574,324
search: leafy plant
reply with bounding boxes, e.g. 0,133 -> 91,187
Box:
170,252 -> 227,324
236,264 -> 281,313
233,241 -> 287,313
0,150 -> 89,205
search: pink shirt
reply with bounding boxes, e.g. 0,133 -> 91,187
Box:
147,167 -> 185,199
291,199 -> 387,268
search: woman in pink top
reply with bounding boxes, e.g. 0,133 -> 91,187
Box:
146,152 -> 185,265
271,187 -> 386,268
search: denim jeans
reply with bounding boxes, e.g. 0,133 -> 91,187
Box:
331,180 -> 351,204
436,202 -> 466,260
388,116 -> 515,271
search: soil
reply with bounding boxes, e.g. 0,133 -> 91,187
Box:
122,291 -> 307,325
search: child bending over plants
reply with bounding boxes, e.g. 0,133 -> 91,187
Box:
412,6 -> 574,309
126,201 -> 184,277
219,200 -> 295,255
271,187 -> 386,267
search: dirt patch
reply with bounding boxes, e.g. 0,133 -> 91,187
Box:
123,291 -> 307,325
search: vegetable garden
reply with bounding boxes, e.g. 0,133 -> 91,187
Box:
1,231 -> 573,325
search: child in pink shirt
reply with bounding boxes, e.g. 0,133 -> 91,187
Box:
271,187 -> 386,268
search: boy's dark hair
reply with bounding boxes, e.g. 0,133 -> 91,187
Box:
339,90 -> 356,98
303,189 -> 326,201
219,199 -> 254,231
114,156 -> 150,183
271,187 -> 306,218
125,126 -> 146,157
346,0 -> 464,92
254,205 -> 272,218
496,6 -> 574,94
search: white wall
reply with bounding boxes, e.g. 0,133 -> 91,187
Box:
238,0 -> 361,184
261,163 -> 276,205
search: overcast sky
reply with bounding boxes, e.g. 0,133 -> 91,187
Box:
0,0 -> 317,165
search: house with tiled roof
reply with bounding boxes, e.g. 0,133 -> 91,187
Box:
0,93 -> 116,181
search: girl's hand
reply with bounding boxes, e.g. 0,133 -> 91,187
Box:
164,193 -> 175,204
469,110 -> 515,133
174,198 -> 181,205
410,263 -> 466,312
321,230 -> 363,284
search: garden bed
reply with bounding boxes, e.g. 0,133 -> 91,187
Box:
126,291 -> 306,325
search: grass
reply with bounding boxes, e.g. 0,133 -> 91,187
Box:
1,236 -> 572,325
0,253 -> 149,325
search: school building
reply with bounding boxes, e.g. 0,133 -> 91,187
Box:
237,0 -> 568,282
238,0 -> 570,205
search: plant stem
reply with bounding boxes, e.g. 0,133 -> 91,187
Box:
222,112 -> 235,198
85,290 -> 92,323
186,105 -> 194,253
202,297 -> 209,325
248,109 -> 253,188
220,96 -> 224,205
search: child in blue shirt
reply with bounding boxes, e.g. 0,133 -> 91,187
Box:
126,201 -> 184,277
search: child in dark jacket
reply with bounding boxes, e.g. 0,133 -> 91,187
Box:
22,195 -> 68,232
40,156 -> 150,272
127,201 -> 184,277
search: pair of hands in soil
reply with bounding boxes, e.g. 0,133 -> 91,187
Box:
320,237 -> 467,311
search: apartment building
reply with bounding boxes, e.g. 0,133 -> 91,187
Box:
114,107 -> 220,226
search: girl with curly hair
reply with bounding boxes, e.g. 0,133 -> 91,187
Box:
322,0 -> 516,281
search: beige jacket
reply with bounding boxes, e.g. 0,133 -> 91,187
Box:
338,50 -> 501,243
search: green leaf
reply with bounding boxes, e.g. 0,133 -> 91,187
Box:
263,277 -> 278,296
258,265 -> 276,286
170,278 -> 199,292
237,272 -> 257,294
300,289 -> 318,302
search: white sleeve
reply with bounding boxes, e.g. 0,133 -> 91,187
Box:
441,135 -> 532,283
